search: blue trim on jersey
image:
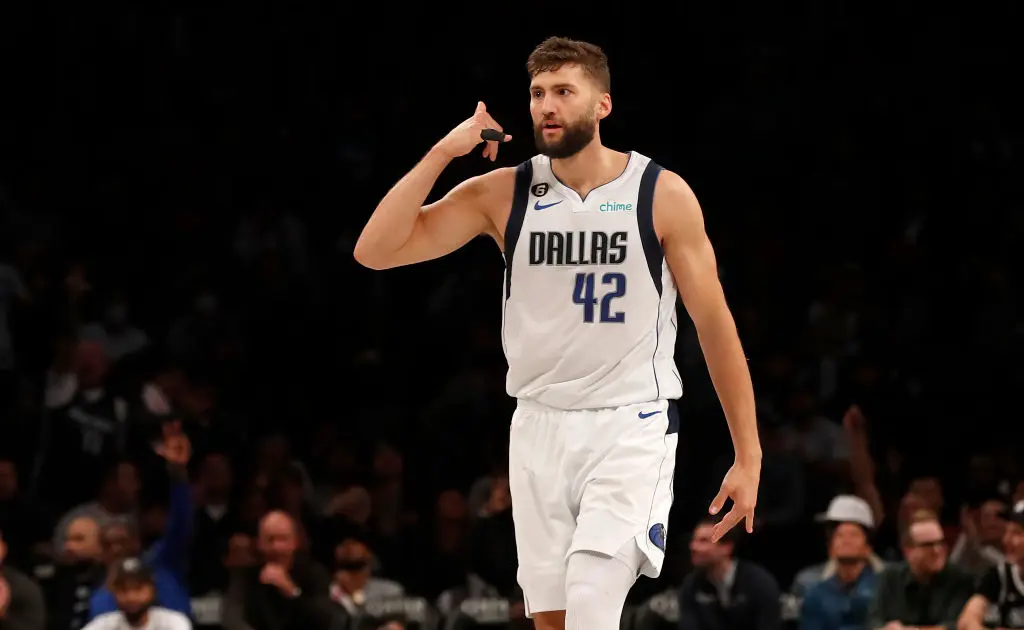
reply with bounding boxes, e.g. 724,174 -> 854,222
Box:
503,160 -> 533,299
667,401 -> 680,435
636,160 -> 665,296
637,160 -> 666,402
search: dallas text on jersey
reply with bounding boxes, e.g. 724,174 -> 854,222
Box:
527,231 -> 628,266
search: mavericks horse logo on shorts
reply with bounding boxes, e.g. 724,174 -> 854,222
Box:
649,523 -> 667,551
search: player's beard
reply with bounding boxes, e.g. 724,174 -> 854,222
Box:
534,112 -> 597,159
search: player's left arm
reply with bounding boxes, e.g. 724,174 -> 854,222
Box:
655,171 -> 762,531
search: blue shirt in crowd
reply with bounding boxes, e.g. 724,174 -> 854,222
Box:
89,480 -> 193,618
799,564 -> 879,630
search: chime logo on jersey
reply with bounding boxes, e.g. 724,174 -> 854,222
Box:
599,201 -> 633,212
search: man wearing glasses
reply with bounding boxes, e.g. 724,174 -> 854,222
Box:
868,510 -> 974,630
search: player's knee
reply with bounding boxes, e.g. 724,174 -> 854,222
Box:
565,577 -> 605,613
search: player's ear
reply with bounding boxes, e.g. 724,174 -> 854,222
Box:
595,92 -> 612,121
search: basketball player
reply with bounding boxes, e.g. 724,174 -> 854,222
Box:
355,37 -> 761,630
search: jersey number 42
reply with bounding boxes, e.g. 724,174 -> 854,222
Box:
573,272 -> 626,323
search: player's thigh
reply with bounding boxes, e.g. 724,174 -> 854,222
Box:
572,400 -> 678,577
508,407 -> 575,615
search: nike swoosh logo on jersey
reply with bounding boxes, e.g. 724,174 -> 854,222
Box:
534,200 -> 562,210
638,410 -> 662,419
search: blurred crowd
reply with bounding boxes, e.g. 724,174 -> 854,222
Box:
1,5 -> 1022,630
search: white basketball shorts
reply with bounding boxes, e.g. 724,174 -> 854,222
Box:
507,398 -> 678,615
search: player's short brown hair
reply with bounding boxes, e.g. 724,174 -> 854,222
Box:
527,37 -> 611,93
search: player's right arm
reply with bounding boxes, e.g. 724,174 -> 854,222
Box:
354,102 -> 513,270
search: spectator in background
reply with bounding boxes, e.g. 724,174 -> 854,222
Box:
957,500 -> 1024,630
328,538 -> 403,627
778,387 -> 850,508
467,473 -> 516,599
77,290 -> 150,365
269,464 -> 320,549
43,516 -> 106,630
412,490 -> 469,600
677,516 -> 781,630
800,497 -> 881,630
368,443 -> 413,576
82,558 -> 190,630
907,476 -> 957,543
950,496 -> 1008,577
39,341 -> 132,511
792,495 -> 886,597
0,528 -> 46,630
223,510 -> 333,630
88,430 -> 193,619
52,460 -> 139,557
0,456 -> 51,572
189,451 -> 239,600
319,485 -> 374,556
868,509 -> 973,630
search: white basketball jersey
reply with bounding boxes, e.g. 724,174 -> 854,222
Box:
501,151 -> 683,410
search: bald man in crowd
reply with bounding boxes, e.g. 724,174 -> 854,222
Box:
223,511 -> 333,630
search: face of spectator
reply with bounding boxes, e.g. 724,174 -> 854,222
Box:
112,580 -> 156,625
1004,522 -> 1024,564
689,524 -> 732,568
335,539 -> 374,593
978,500 -> 1009,545
200,454 -> 233,501
903,520 -> 947,577
435,490 -> 468,551
224,534 -> 257,568
102,524 -> 140,564
258,511 -> 298,566
64,517 -> 102,562
830,522 -> 869,564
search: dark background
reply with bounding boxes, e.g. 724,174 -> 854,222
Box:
0,2 -> 1021,628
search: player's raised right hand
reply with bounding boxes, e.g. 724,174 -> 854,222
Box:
436,101 -> 512,162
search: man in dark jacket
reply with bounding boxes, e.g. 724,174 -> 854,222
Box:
223,511 -> 334,630
0,528 -> 46,630
41,517 -> 107,630
868,509 -> 973,630
678,516 -> 781,630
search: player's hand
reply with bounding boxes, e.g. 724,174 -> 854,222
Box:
436,101 -> 512,162
708,459 -> 761,542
